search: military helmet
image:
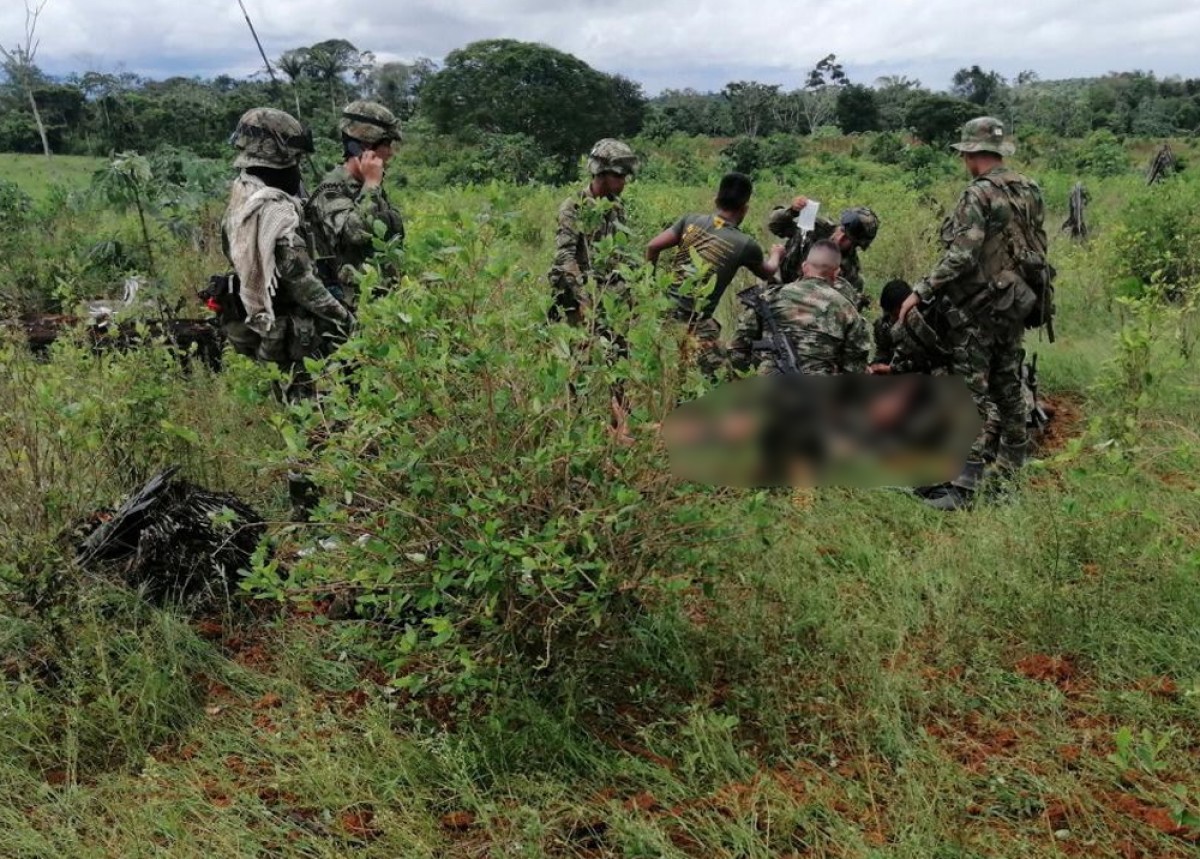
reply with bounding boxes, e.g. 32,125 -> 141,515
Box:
587,138 -> 639,177
229,107 -> 314,169
339,101 -> 402,145
839,206 -> 879,250
951,116 -> 1015,157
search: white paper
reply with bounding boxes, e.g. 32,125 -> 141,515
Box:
796,200 -> 820,232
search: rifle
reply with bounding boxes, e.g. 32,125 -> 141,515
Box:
1026,352 -> 1049,429
737,282 -> 799,374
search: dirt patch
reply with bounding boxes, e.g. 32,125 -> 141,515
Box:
1015,653 -> 1077,690
1034,392 -> 1086,457
1103,792 -> 1200,843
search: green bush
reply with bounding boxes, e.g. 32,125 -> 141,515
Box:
1076,130 -> 1130,177
245,209 -> 730,696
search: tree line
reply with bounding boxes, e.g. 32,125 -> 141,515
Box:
3,32 -> 1199,176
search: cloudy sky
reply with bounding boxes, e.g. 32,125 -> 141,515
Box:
4,0 -> 1198,92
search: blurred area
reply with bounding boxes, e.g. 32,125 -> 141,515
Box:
664,375 -> 982,488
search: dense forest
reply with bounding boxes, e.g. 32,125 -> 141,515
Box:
2,35 -> 1198,176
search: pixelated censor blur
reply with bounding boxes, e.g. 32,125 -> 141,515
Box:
663,376 -> 982,488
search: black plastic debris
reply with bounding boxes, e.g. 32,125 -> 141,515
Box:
77,466 -> 265,607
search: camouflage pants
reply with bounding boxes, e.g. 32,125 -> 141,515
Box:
946,321 -> 1028,461
679,316 -> 726,380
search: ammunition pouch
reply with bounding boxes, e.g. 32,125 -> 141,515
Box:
943,272 -> 1036,330
1019,255 -> 1057,333
990,271 -> 1038,326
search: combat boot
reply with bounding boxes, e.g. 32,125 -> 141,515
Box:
996,439 -> 1029,473
979,439 -> 1029,503
923,459 -> 984,511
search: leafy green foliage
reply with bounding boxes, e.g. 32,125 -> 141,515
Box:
246,202 -> 726,694
1076,130 -> 1130,177
419,39 -> 645,179
905,95 -> 977,147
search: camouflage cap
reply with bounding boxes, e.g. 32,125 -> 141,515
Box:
839,206 -> 879,250
339,101 -> 402,145
229,107 -> 313,169
951,116 -> 1015,157
588,138 -> 638,177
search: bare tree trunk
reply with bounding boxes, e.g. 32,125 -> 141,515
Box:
26,83 -> 50,158
293,87 -> 301,119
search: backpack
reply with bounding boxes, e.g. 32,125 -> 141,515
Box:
978,171 -> 1057,340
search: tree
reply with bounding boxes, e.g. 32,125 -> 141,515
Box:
836,84 -> 880,133
906,95 -> 976,147
873,75 -> 927,131
800,54 -> 847,133
420,39 -> 641,177
365,58 -> 435,120
276,48 -> 309,117
1,0 -> 52,157
305,39 -> 371,115
951,65 -> 1006,107
721,81 -> 780,138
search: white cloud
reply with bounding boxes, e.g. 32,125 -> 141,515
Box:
2,0 -> 1197,91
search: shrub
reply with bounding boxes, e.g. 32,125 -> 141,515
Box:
1076,130 -> 1129,177
244,211 -> 730,696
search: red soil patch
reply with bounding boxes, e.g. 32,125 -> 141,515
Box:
440,811 -> 476,831
338,808 -> 380,841
1104,792 -> 1200,843
1033,393 -> 1085,457
624,791 -> 662,813
253,692 -> 283,710
1134,676 -> 1179,698
1015,653 -> 1077,689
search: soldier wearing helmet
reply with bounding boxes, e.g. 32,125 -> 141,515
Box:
219,107 -> 352,399
898,116 -> 1048,510
768,197 -> 879,310
306,101 -> 406,310
547,138 -> 639,328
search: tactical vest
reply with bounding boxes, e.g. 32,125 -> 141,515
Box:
940,170 -> 1048,330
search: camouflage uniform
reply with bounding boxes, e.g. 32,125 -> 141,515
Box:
768,205 -> 878,308
221,108 -> 351,383
914,117 -> 1046,501
729,277 -> 870,376
306,101 -> 405,310
548,189 -> 629,325
872,315 -> 899,366
547,139 -> 637,327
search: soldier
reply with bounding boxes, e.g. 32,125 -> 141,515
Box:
870,279 -> 914,369
728,240 -> 870,376
768,197 -> 879,309
646,172 -> 785,377
898,116 -> 1048,510
220,107 -> 353,399
548,138 -> 638,328
306,101 -> 405,310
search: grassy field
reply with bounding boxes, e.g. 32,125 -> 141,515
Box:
1,139 -> 1199,858
0,153 -> 106,202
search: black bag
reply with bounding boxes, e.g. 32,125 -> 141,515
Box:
199,273 -> 247,323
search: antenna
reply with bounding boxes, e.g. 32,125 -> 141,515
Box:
236,0 -> 279,87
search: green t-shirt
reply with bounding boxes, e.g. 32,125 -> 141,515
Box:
667,213 -> 765,319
